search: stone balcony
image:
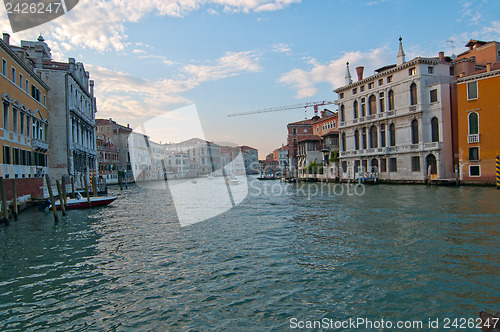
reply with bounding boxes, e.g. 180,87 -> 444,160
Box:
339,141 -> 442,158
32,138 -> 48,151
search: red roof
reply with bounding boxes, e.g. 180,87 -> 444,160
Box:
288,119 -> 313,126
297,135 -> 321,142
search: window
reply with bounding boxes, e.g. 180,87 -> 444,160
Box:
341,161 -> 347,172
380,158 -> 387,172
411,156 -> 420,172
368,82 -> 374,89
378,79 -> 383,86
431,117 -> 439,142
469,147 -> 479,161
389,158 -> 397,172
316,126 -> 319,133
430,89 -> 438,103
469,165 -> 480,177
12,148 -> 19,165
31,85 -> 41,102
292,128 -> 297,135
468,112 -> 479,134
467,81 -> 478,100
369,125 -> 378,148
25,79 -> 29,93
3,145 -> 10,164
341,133 -> 346,152
43,95 -> 46,106
379,92 -> 385,112
380,124 -> 386,147
428,66 -> 434,74
389,123 -> 396,146
353,88 -> 357,95
3,101 -> 9,130
387,76 -> 393,83
361,98 -> 366,117
2,58 -> 6,76
411,119 -> 419,144
410,83 -> 418,105
19,74 -> 23,87
409,67 -> 416,76
12,108 -> 17,133
368,95 -> 376,115
353,100 -> 358,119
361,128 -> 367,149
340,105 -> 345,122
360,85 -> 365,92
20,113 -> 24,135
11,67 -> 16,84
354,130 -> 360,150
388,90 -> 395,110
339,92 -> 344,99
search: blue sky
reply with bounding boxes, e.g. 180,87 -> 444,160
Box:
1,0 -> 499,157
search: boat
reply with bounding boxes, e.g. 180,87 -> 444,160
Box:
49,193 -> 117,210
191,178 -> 198,183
225,175 -> 239,185
257,175 -> 278,180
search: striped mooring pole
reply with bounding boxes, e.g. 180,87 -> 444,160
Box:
496,155 -> 500,189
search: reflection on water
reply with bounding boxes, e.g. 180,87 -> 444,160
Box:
1,180 -> 499,330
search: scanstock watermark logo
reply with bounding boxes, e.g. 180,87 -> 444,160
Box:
4,0 -> 79,33
128,105 -> 249,227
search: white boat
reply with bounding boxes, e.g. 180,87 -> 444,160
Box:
225,175 -> 239,185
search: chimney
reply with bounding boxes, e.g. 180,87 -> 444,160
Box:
321,109 -> 326,118
2,33 -> 10,45
345,62 -> 352,85
439,51 -> 445,62
68,58 -> 75,73
356,66 -> 364,81
486,63 -> 491,72
90,80 -> 95,97
127,124 -> 130,128
35,49 -> 44,69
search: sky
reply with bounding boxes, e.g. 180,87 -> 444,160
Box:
1,0 -> 499,158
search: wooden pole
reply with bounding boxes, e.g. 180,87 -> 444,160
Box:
92,176 -> 98,196
0,177 -> 9,223
11,180 -> 18,220
84,176 -> 91,207
56,180 -> 66,216
45,174 -> 59,223
61,176 -> 68,206
71,176 -> 75,198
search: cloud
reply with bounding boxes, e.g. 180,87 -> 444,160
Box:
457,0 -> 483,25
272,43 -> 291,53
87,50 -> 261,123
278,47 -> 392,99
0,0 -> 300,53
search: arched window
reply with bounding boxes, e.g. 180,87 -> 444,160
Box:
468,112 -> 479,134
341,132 -> 346,152
431,117 -> 439,142
354,129 -> 360,150
368,95 -> 377,115
389,123 -> 396,146
380,124 -> 386,147
353,100 -> 358,119
388,90 -> 394,110
410,83 -> 417,105
340,104 -> 345,122
411,119 -> 419,144
379,92 -> 385,112
361,98 -> 366,117
361,128 -> 367,149
370,125 -> 378,148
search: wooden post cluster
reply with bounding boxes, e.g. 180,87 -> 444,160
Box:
0,177 -> 8,223
45,174 -> 59,223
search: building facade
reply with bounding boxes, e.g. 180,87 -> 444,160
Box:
15,35 -> 98,187
335,39 -> 455,182
1,33 -> 50,183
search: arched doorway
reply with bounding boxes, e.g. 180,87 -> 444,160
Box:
426,154 -> 437,176
370,158 -> 379,174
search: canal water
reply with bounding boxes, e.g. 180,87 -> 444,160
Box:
1,178 -> 499,331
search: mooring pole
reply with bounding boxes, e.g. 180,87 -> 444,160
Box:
84,176 -> 91,207
56,180 -> 66,217
496,155 -> 499,190
11,180 -> 18,220
71,176 -> 75,198
0,177 -> 9,223
92,176 -> 98,197
45,174 -> 59,223
61,176 -> 68,206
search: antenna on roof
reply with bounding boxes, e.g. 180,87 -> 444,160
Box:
446,40 -> 456,58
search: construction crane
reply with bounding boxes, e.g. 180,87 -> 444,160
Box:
227,101 -> 335,118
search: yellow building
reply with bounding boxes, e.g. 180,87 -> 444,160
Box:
1,33 -> 49,180
457,63 -> 500,184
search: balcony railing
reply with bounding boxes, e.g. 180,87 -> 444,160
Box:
468,134 -> 480,144
32,138 -> 48,151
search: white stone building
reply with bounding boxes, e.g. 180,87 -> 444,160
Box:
335,39 -> 455,182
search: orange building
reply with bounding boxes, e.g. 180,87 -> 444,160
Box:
1,33 -> 49,181
455,40 -> 500,184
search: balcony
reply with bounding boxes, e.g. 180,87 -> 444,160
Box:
32,138 -> 48,151
468,134 -> 480,144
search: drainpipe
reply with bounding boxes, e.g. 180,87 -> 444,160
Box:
65,73 -> 72,178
